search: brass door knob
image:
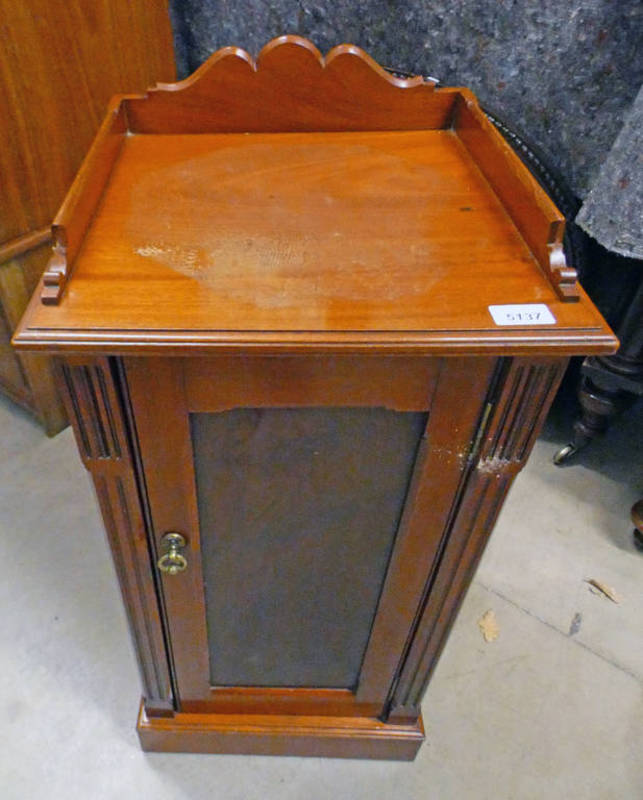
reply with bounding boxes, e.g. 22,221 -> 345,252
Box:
157,532 -> 188,575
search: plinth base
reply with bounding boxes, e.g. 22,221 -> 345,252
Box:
137,702 -> 424,760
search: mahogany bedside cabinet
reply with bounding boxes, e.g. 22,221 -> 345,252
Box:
14,36 -> 617,760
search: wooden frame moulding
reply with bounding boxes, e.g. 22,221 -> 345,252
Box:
453,96 -> 577,301
56,355 -> 174,716
137,703 -> 425,760
41,101 -> 128,304
386,357 -> 567,722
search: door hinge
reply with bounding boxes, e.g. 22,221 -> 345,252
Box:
468,401 -> 494,465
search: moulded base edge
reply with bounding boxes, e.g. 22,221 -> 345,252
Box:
137,701 -> 424,760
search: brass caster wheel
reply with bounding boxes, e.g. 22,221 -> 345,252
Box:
553,443 -> 578,466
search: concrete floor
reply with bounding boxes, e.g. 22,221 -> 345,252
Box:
1,387 -> 641,800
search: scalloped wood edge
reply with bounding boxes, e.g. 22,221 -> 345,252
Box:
122,33 -> 450,136
39,34 -> 578,305
153,36 -> 430,94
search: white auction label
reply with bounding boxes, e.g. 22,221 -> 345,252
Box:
488,304 -> 556,326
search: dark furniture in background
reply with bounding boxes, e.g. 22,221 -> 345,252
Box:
633,499 -> 643,549
480,100 -> 642,483
557,273 -> 642,547
554,274 -> 642,464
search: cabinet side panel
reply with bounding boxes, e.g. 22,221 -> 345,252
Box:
387,357 -> 566,720
58,356 -> 173,714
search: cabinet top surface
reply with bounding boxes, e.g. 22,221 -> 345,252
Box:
16,129 -> 613,354
13,37 -> 616,355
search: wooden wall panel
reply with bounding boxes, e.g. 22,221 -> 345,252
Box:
0,244 -> 66,432
0,0 -> 175,241
0,0 -> 175,432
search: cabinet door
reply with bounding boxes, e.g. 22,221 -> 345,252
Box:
125,355 -> 494,716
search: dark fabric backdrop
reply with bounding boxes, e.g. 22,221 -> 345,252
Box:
168,0 -> 642,203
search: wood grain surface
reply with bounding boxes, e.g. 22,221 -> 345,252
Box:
0,0 -> 174,243
124,354 -> 447,717
16,128 -> 614,355
13,36 -> 616,354
125,36 -> 451,134
137,702 -> 424,759
387,358 -> 567,721
1,0 -> 175,429
57,356 -> 174,715
182,356 -> 440,412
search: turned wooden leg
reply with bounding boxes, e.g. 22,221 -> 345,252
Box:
553,375 -> 624,464
554,276 -> 643,466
